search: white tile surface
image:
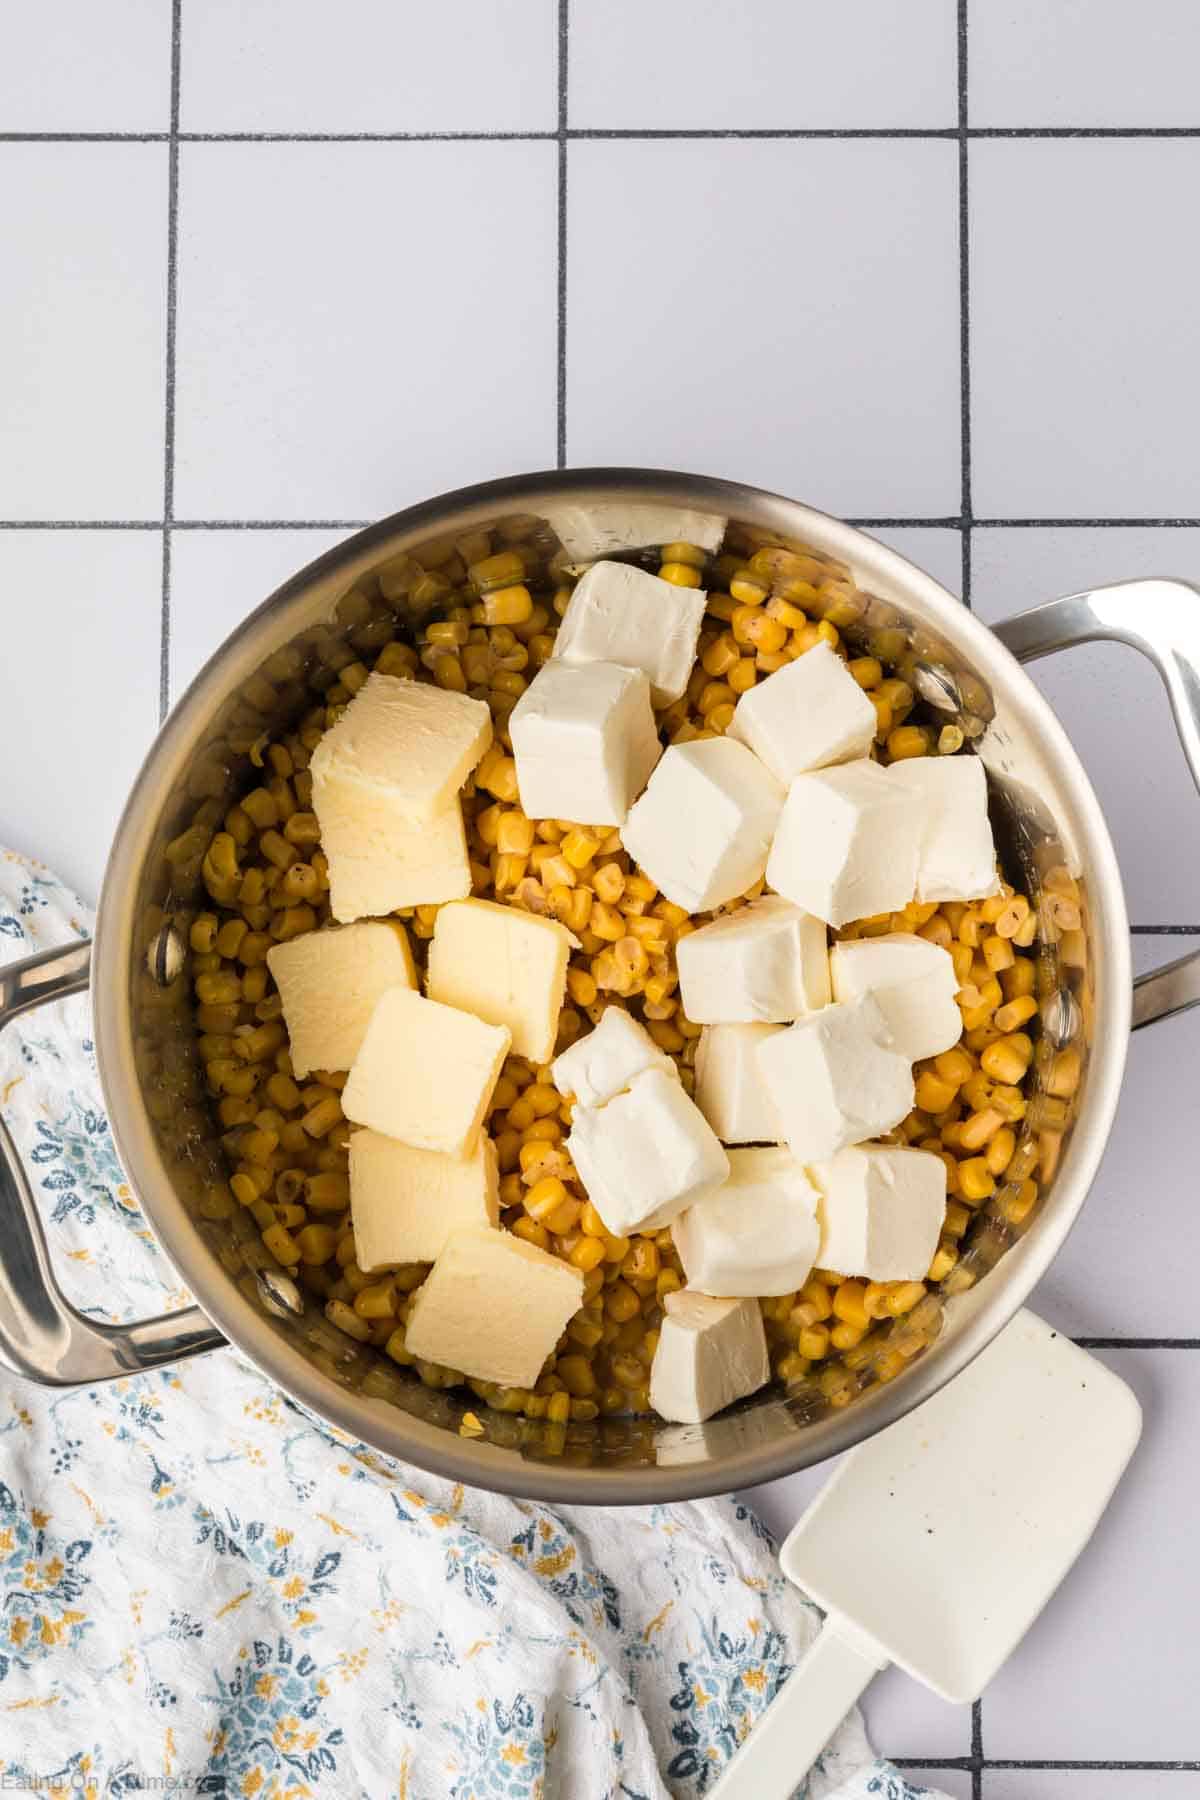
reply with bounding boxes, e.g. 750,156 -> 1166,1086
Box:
911,1772 -> 972,1800
169,527 -> 353,699
867,527 -> 965,600
970,142 -> 1200,518
568,140 -> 961,517
970,0 -> 1200,127
0,0 -> 170,132
173,142 -> 557,519
0,532 -> 161,905
987,1776 -> 1196,1800
571,0 -> 957,129
971,528 -> 1200,925
0,145 -> 167,520
181,0 -> 557,133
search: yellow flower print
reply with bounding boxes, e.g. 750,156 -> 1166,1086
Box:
273,1528 -> 293,1548
533,1547 -> 574,1577
281,1576 -> 305,1601
241,1767 -> 263,1796
29,1510 -> 49,1530
43,1556 -> 64,1583
272,1715 -> 303,1752
255,1674 -> 275,1699
9,1618 -> 28,1646
742,1666 -> 767,1692
500,1744 -> 527,1767
0,1530 -> 12,1553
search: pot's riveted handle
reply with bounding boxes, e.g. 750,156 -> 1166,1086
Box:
991,577 -> 1200,1031
0,939 -> 225,1385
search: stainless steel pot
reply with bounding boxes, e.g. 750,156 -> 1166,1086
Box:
3,470 -> 1199,1503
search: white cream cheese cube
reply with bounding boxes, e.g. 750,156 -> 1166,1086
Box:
342,987 -> 510,1156
310,670 -> 492,822
551,1005 -> 677,1108
349,1129 -> 499,1271
755,994 -> 914,1163
554,560 -> 707,705
566,1067 -> 730,1236
675,894 -> 830,1023
672,1147 -> 821,1297
830,932 -> 962,1062
889,754 -> 1000,902
426,897 -> 574,1065
404,1225 -> 583,1389
694,1023 -> 785,1144
810,1145 -> 947,1281
266,921 -> 416,1079
621,739 -> 785,914
649,1290 -> 770,1424
509,659 -> 661,827
313,767 -> 471,922
766,759 -> 921,927
729,641 -> 877,782
547,504 -> 725,566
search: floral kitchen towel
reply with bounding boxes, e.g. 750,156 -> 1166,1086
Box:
0,848 -> 948,1800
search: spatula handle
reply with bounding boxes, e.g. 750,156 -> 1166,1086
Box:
708,1618 -> 887,1798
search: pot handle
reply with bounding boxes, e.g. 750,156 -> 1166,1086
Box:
991,577 -> 1200,1031
0,939 -> 225,1385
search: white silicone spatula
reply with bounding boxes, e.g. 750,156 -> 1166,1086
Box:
710,1309 -> 1141,1798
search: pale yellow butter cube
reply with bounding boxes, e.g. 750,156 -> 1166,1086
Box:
265,921 -> 415,1079
349,1129 -> 499,1271
426,898 -> 575,1065
342,987 -> 510,1155
404,1225 -> 584,1389
310,671 -> 492,821
313,765 -> 471,923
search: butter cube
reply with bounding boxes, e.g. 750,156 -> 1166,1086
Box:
889,755 -> 1000,903
766,759 -> 921,927
566,1067 -> 730,1236
675,894 -> 830,1024
621,740 -> 785,913
310,671 -> 492,822
729,641 -> 876,782
342,987 -> 510,1155
349,1129 -> 499,1270
694,1023 -> 785,1144
755,994 -> 914,1163
551,1005 -> 677,1108
555,560 -> 707,705
810,1145 -> 947,1281
266,921 -> 416,1079
404,1225 -> 583,1389
313,767 -> 471,923
547,503 -> 725,566
509,659 -> 661,827
673,1147 -> 821,1297
426,898 -> 574,1065
649,1290 -> 770,1424
830,932 -> 962,1062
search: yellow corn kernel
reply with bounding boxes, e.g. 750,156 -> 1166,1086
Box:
927,1243 -> 959,1283
830,1322 -> 866,1352
980,1034 -> 1032,1085
294,1223 -> 337,1264
659,559 -> 703,588
701,634 -> 740,679
354,1280 -> 397,1320
511,1215 -> 551,1252
604,1281 -> 640,1324
884,1280 -> 926,1318
1000,1177 -> 1039,1226
495,810 -> 535,855
913,1070 -> 958,1115
325,1297 -> 371,1342
986,1125 -> 1016,1176
262,1222 -> 300,1266
568,1235 -> 607,1273
525,1175 -> 569,1221
565,967 -> 597,1009
958,1156 -> 996,1202
886,725 -> 931,761
958,1106 -> 1005,1151
1045,1046 -> 1082,1099
832,1280 -> 869,1331
481,584 -> 534,626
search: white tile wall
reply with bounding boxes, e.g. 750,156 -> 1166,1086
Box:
969,0 -> 1200,127
0,0 -> 170,132
986,1775 -> 1193,1800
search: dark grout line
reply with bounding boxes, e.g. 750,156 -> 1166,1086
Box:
8,516 -> 1200,533
159,0 -> 182,724
976,517 -> 1200,528
1130,924 -> 1200,934
569,126 -> 960,140
556,0 -> 568,469
1077,1337 -> 1200,1349
957,0 -> 973,617
181,129 -> 558,142
970,1697 -> 984,1800
8,127 -> 1200,146
898,1758 -> 1200,1771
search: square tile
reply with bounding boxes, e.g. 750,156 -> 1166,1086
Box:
0,145 -> 167,520
908,1772 -> 972,1800
866,526 -> 965,600
570,0 -> 957,130
181,0 -> 556,134
0,532 -> 161,905
173,142 -> 557,519
986,1775 -> 1195,1800
970,142 -> 1200,517
568,140 -> 960,517
985,1348 -> 1200,1761
169,527 -> 354,700
971,528 -> 1200,924
970,0 -> 1200,128
0,0 -> 170,132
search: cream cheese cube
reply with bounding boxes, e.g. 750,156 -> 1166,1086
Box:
313,767 -> 471,922
547,504 -> 725,566
266,921 -> 416,1079
766,759 -> 921,927
509,659 -> 661,827
426,897 -> 574,1066
672,1147 -> 821,1297
694,1023 -> 785,1144
675,894 -> 830,1024
649,1290 -> 770,1424
566,1067 -> 730,1236
349,1129 -> 499,1271
342,987 -> 510,1156
310,671 -> 492,822
551,1005 -> 677,1108
889,755 -> 1000,902
810,1145 -> 947,1281
729,641 -> 877,782
404,1225 -> 583,1389
830,932 -> 962,1062
554,560 -> 707,705
621,739 -> 785,914
755,994 -> 914,1163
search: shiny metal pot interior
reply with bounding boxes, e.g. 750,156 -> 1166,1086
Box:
4,470 -> 1200,1503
